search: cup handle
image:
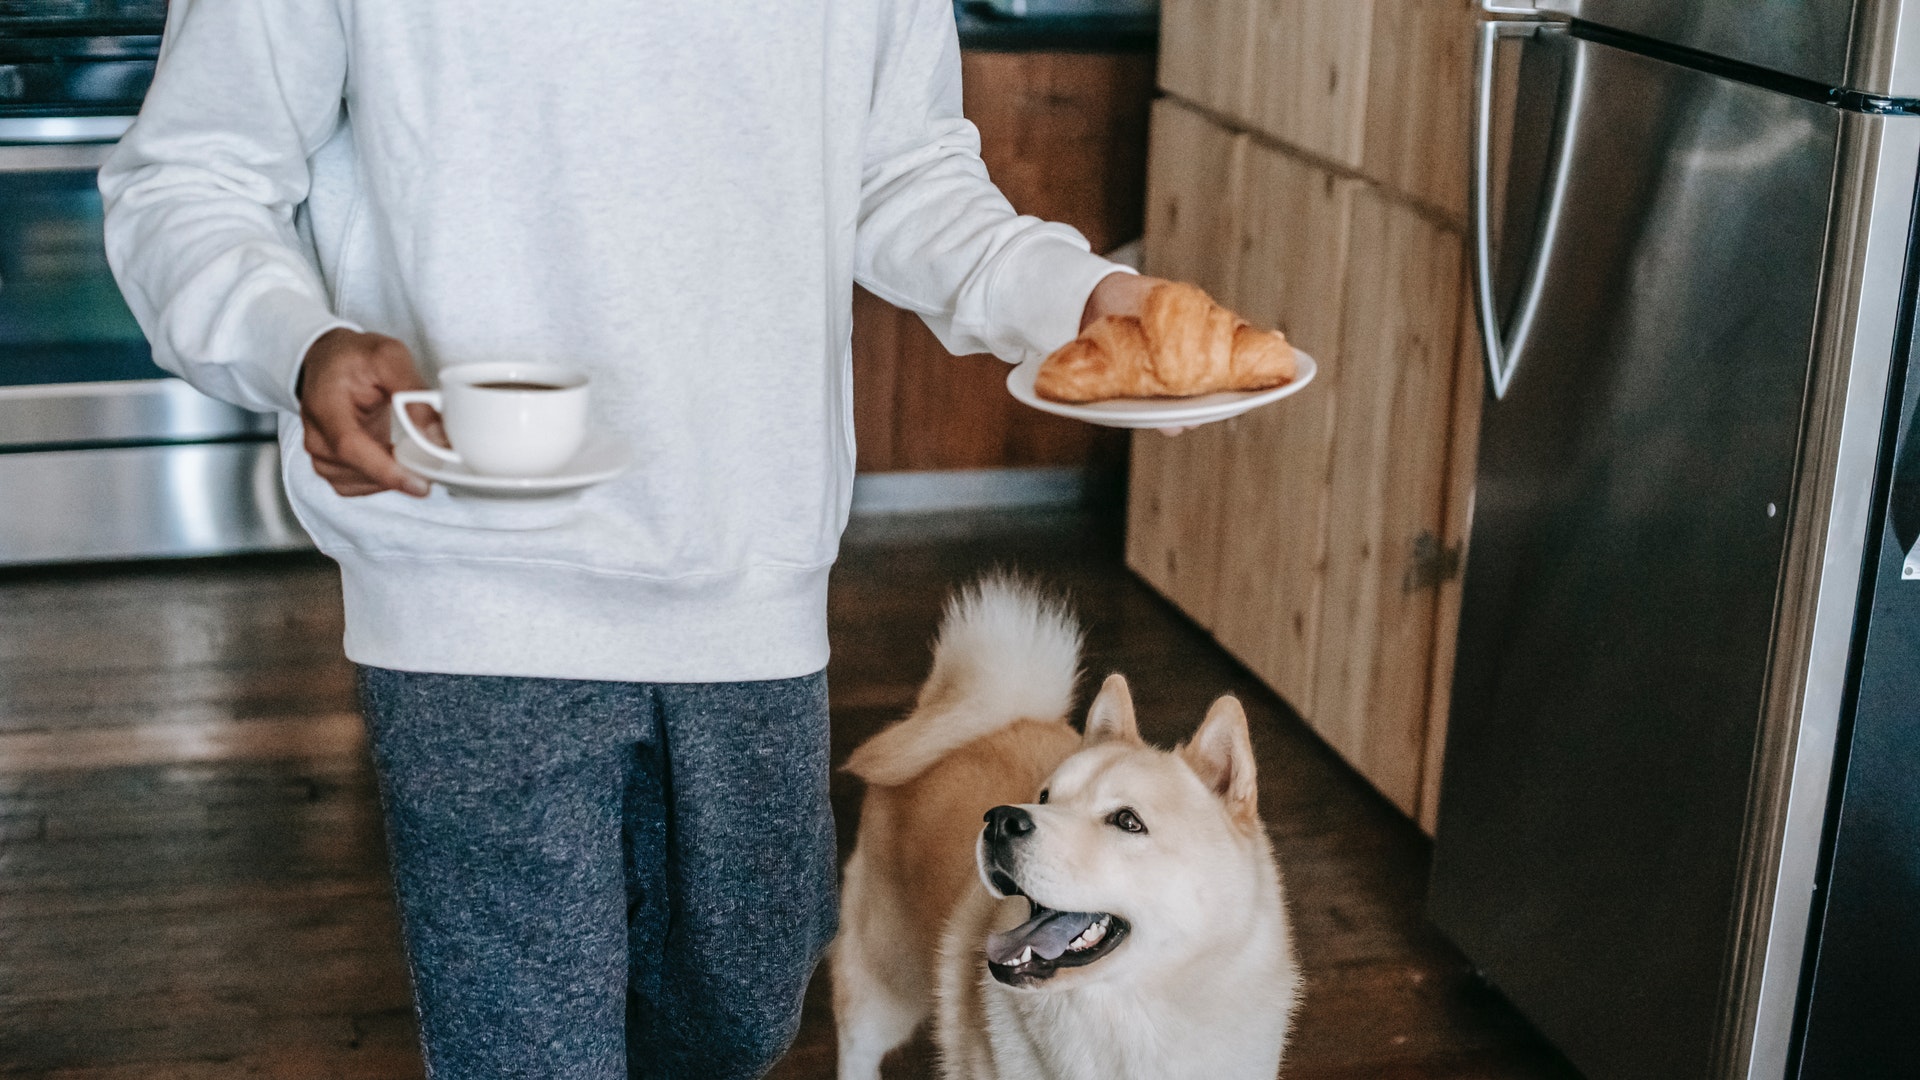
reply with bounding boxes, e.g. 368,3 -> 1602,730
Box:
389,390 -> 461,464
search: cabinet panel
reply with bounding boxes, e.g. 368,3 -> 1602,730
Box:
1137,0 -> 1482,826
962,51 -> 1156,255
1246,0 -> 1376,167
1361,0 -> 1478,225
1310,187 -> 1464,816
1130,101 -> 1249,635
1131,111 -> 1353,714
1157,0 -> 1257,120
1141,98 -> 1249,296
1203,142 -> 1354,712
1232,143 -> 1353,357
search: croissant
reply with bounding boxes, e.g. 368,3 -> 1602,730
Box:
1034,282 -> 1297,403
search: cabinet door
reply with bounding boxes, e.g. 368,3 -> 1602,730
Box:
962,51 -> 1155,256
1361,0 -> 1477,224
1157,0 -> 1257,120
1130,103 -> 1353,717
1130,100 -> 1473,819
1141,99 -> 1248,297
1130,101 -> 1250,641
1310,187 -> 1465,816
1244,0 -> 1376,167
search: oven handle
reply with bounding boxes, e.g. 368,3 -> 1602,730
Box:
0,140 -> 119,172
0,114 -> 135,147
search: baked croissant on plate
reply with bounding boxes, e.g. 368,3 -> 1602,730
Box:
1034,281 -> 1297,403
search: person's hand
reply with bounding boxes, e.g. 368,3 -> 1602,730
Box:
297,328 -> 435,497
1080,270 -> 1165,332
1080,271 -> 1189,437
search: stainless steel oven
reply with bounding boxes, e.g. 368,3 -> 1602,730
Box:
0,5 -> 308,565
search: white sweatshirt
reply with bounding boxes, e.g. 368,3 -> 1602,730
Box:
101,0 -> 1126,683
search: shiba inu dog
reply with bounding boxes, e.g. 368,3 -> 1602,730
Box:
833,577 -> 1299,1080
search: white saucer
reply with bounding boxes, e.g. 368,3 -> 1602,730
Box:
1006,350 -> 1317,429
395,433 -> 633,497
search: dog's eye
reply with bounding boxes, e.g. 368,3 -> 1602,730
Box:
1038,788 -> 1049,804
1108,808 -> 1147,834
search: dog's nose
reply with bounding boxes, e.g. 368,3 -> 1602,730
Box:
984,805 -> 1035,843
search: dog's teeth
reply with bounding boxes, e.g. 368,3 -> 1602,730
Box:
1017,946 -> 1033,965
1069,920 -> 1108,951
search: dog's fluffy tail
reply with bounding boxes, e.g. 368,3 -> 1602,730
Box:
843,573 -> 1082,788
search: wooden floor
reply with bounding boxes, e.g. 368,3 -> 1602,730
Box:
0,509 -> 1582,1080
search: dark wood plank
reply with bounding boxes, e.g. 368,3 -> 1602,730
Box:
962,50 -> 1155,256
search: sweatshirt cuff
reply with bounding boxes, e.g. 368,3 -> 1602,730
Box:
987,229 -> 1137,364
239,288 -> 361,415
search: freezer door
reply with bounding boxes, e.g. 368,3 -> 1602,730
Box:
1431,25 -> 1843,1080
1535,0 -> 1859,92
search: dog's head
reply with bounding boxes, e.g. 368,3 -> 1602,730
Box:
974,673 -> 1268,990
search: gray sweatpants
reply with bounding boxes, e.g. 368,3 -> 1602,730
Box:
357,666 -> 838,1080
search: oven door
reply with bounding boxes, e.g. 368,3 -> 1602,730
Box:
0,117 -> 308,564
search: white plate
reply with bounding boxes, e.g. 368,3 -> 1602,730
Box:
395,432 -> 633,497
1006,350 -> 1317,429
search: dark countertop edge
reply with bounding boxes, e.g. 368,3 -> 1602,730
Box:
0,12 -> 1158,55
956,10 -> 1158,53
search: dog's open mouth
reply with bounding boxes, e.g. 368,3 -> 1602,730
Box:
984,898 -> 1130,986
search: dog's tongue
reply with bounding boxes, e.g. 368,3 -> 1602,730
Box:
986,908 -> 1100,965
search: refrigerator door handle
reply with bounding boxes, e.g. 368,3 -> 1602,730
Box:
1474,20 -> 1582,400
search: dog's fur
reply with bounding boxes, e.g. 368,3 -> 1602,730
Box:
833,577 -> 1299,1080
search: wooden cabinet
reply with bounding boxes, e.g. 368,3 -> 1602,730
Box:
852,49 -> 1156,474
1362,0 -> 1477,223
1155,0 -> 1256,120
1131,2 -> 1481,827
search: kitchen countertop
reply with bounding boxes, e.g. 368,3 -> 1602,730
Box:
955,1 -> 1158,52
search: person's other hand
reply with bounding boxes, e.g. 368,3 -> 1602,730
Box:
1080,271 -> 1189,437
297,328 -> 435,497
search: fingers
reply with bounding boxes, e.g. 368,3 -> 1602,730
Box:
1080,272 -> 1166,331
402,400 -> 449,449
1158,426 -> 1191,437
299,330 -> 432,497
303,388 -> 426,496
332,421 -> 430,497
309,457 -> 387,498
305,420 -> 429,497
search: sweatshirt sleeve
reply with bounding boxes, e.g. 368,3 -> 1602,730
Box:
854,0 -> 1135,366
98,0 -> 359,416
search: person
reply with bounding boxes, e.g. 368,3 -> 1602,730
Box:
100,1 -> 1160,1076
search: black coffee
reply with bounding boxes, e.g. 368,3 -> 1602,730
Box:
473,381 -> 564,391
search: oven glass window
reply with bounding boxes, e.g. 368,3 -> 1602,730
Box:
0,166 -> 160,386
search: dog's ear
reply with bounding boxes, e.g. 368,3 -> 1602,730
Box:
1180,696 -> 1259,826
1083,673 -> 1141,746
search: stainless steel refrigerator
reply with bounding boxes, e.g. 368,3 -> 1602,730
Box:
1429,3 -> 1920,1080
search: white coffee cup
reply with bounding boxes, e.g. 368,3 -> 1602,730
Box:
392,362 -> 590,478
